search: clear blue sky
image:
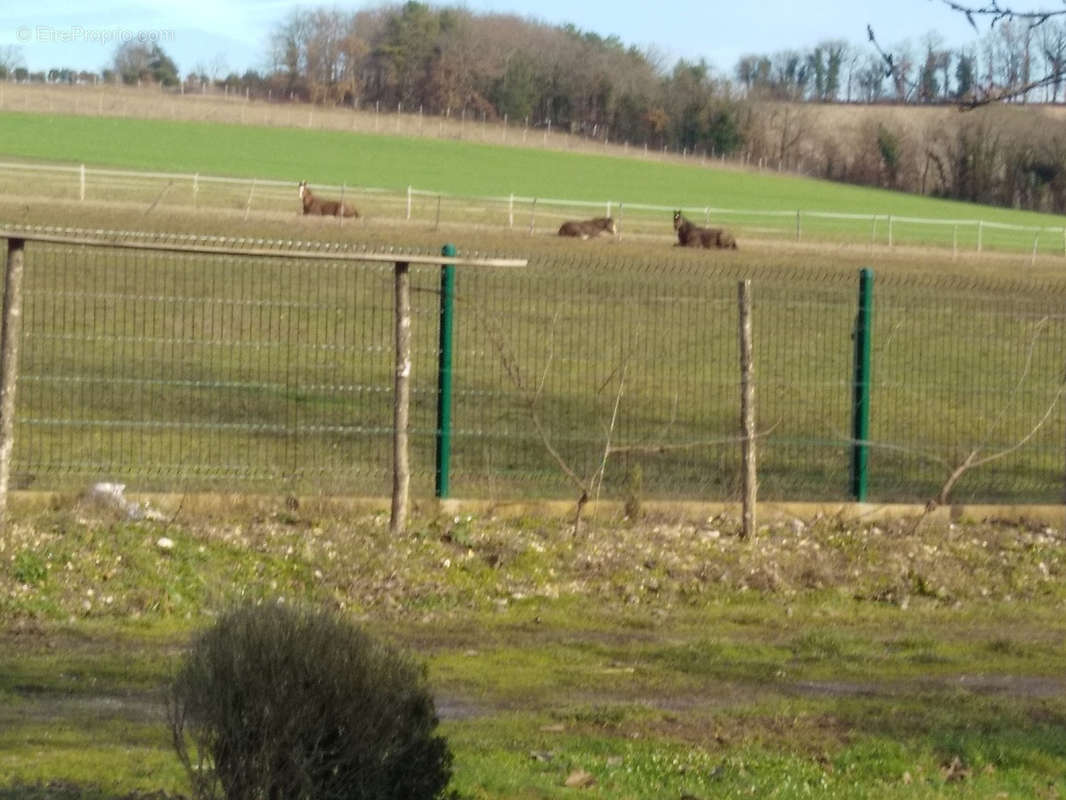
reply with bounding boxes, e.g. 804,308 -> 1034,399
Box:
1,0 -> 982,77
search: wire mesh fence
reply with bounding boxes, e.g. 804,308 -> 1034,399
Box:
2,227 -> 1065,504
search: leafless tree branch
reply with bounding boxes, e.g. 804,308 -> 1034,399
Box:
483,315 -> 584,492
870,4 -> 1066,107
937,0 -> 1065,28
831,316 -> 1063,525
592,364 -> 627,504
606,420 -> 782,456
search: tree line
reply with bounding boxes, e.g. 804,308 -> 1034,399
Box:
3,3 -> 1066,213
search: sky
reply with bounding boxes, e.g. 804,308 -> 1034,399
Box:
0,0 -> 985,78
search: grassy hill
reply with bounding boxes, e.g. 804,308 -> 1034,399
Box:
2,109 -> 1065,232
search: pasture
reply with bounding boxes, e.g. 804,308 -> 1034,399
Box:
1,157 -> 1065,505
3,110 -> 1066,236
1,211 -> 1063,505
2,104 -> 1066,799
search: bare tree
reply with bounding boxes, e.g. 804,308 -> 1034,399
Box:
1039,20 -> 1066,100
482,311 -> 629,533
874,1 -> 1066,105
0,46 -> 23,79
835,315 -> 1065,529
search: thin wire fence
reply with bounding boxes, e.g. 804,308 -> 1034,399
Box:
3,227 -> 1065,503
3,159 -> 1066,258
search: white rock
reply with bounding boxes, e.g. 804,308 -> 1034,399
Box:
156,537 -> 175,551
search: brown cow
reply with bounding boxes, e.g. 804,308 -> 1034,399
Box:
673,210 -> 737,249
558,217 -> 617,239
298,181 -> 359,218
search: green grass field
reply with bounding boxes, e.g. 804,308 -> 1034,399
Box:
3,110 -> 1066,231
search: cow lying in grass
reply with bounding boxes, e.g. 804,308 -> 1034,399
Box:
673,210 -> 737,249
558,217 -> 617,239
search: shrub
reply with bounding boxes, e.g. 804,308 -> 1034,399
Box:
168,602 -> 453,800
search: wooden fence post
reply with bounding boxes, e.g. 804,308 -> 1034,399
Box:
738,280 -> 756,539
0,238 -> 26,528
391,261 -> 412,534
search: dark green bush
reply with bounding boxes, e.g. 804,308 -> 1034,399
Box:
168,602 -> 453,800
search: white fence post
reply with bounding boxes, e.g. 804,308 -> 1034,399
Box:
243,179 -> 256,220
193,173 -> 199,208
406,185 -> 412,221
79,164 -> 86,202
888,215 -> 894,248
508,193 -> 514,228
606,200 -> 612,219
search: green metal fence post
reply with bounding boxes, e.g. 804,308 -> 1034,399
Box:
851,268 -> 874,501
435,244 -> 457,498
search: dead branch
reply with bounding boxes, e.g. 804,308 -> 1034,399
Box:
937,0 -> 1065,28
482,313 -> 628,533
933,375 -> 1066,506
959,72 -> 1066,108
980,317 -> 1047,437
606,420 -> 782,456
868,6 -> 1066,107
591,364 -> 627,504
829,316 -> 1063,533
926,317 -> 1060,508
481,311 -> 767,532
